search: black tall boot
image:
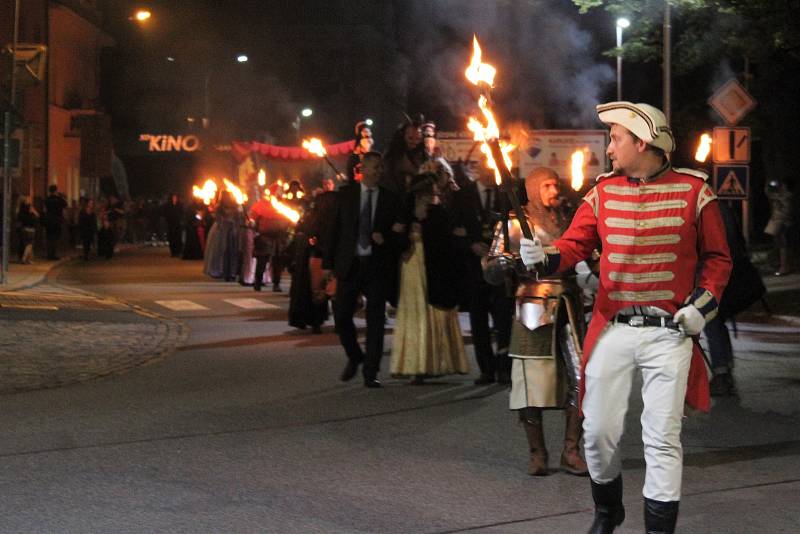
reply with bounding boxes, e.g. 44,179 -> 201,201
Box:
644,498 -> 679,534
587,475 -> 625,534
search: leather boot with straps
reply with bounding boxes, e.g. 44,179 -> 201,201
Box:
644,498 -> 679,533
561,405 -> 589,476
587,475 -> 625,533
521,409 -> 549,476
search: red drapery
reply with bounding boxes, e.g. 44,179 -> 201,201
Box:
231,140 -> 355,162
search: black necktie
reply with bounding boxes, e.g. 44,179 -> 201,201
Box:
358,188 -> 374,249
484,188 -> 492,211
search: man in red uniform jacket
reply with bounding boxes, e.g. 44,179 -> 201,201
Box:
520,102 -> 731,534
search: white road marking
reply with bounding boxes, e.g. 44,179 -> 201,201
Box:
415,383 -> 473,400
154,300 -> 209,311
455,384 -> 496,400
223,298 -> 280,310
0,304 -> 59,310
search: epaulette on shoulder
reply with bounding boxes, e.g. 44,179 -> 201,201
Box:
595,171 -> 616,183
672,167 -> 709,181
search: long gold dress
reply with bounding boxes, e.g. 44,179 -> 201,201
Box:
390,226 -> 469,377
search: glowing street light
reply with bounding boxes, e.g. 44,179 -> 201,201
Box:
616,17 -> 630,101
301,108 -> 313,118
236,54 -> 248,63
365,118 -> 374,126
133,9 -> 151,22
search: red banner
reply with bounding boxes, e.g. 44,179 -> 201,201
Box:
231,140 -> 355,162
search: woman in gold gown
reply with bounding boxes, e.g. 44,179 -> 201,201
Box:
390,153 -> 469,382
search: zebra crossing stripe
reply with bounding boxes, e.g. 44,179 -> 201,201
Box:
155,300 -> 209,311
224,298 -> 279,310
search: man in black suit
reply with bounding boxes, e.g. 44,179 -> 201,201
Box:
459,166 -> 514,384
44,184 -> 68,260
323,152 -> 400,388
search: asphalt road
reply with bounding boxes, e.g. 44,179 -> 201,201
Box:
1,247 -> 798,533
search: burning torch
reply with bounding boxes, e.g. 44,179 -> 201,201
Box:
302,138 -> 344,180
193,179 -> 218,205
465,37 -> 543,273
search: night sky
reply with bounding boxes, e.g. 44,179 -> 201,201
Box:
105,0 -> 621,150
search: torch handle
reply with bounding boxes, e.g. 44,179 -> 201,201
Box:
487,139 -> 532,240
487,138 -> 546,276
323,156 -> 343,179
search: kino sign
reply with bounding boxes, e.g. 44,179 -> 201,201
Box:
139,134 -> 201,152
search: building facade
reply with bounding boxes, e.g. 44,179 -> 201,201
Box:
1,0 -> 113,205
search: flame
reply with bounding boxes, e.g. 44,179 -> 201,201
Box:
570,149 -> 587,191
464,38 -> 514,185
302,137 -> 327,158
270,197 -> 300,223
465,35 -> 496,88
695,133 -> 712,163
223,178 -> 247,205
192,179 -> 218,205
297,191 -> 304,199
257,169 -> 266,186
467,96 -> 515,185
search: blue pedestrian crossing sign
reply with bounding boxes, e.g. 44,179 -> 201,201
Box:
713,165 -> 749,199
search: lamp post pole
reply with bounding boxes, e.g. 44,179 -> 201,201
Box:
293,108 -> 312,142
616,18 -> 630,102
2,0 -> 21,285
202,55 -> 247,130
663,1 -> 672,124
203,72 -> 211,129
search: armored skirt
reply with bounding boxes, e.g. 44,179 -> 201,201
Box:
509,284 -> 585,410
391,228 -> 469,377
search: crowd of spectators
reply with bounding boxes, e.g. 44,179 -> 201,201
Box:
12,189 -> 191,263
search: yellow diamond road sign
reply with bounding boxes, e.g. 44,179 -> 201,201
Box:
708,79 -> 756,126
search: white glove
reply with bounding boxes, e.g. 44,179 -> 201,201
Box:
673,305 -> 705,336
519,237 -> 545,270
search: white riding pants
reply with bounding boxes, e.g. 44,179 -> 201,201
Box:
582,322 -> 692,501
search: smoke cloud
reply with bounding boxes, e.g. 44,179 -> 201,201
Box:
390,0 -> 614,130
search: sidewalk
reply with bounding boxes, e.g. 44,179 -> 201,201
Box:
0,252 -> 187,394
0,257 -> 66,291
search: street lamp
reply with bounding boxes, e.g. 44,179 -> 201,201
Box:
616,17 -> 630,101
301,108 -> 313,118
365,118 -> 374,126
131,9 -> 152,22
236,54 -> 248,63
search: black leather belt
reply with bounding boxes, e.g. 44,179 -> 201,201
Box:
614,314 -> 680,331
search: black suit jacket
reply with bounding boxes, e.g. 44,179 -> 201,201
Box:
323,183 -> 401,282
460,181 -> 504,247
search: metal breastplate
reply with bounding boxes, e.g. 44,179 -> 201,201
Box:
490,213 -> 558,257
516,278 -> 579,330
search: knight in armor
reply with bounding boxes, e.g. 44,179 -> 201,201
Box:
484,167 -> 589,477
